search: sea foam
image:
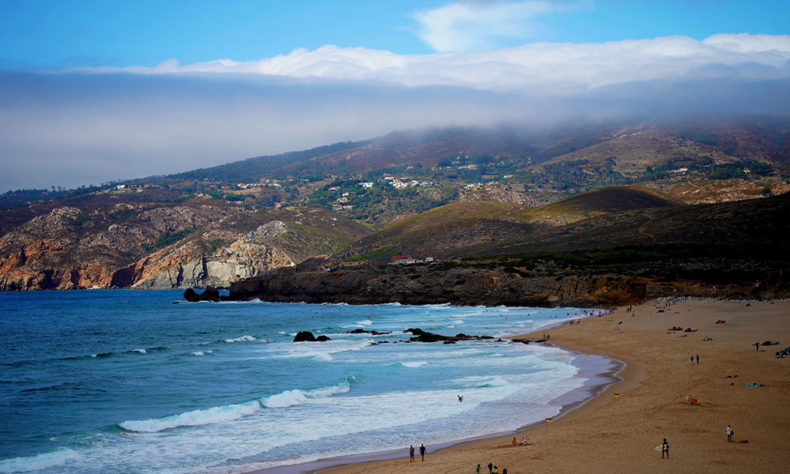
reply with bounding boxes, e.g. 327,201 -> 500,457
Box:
0,449 -> 81,473
119,381 -> 352,432
262,380 -> 351,408
119,400 -> 262,433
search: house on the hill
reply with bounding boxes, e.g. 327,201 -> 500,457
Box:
390,255 -> 418,265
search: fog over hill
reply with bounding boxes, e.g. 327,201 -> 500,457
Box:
2,33 -> 790,192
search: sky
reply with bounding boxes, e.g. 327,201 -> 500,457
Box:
1,0 -> 789,191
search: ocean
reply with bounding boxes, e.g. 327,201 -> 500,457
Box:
0,290 -> 617,473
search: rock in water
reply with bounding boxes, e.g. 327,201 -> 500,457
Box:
183,286 -> 220,302
293,331 -> 317,342
184,288 -> 199,302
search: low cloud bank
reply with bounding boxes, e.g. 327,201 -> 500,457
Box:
2,34 -> 789,191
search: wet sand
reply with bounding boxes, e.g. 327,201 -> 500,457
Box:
320,298 -> 790,473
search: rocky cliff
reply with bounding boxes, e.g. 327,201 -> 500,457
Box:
0,203 -> 370,290
226,261 -> 788,308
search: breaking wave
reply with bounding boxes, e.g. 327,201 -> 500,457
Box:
119,380 -> 352,433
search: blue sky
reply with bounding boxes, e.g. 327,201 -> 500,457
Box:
1,0 -> 788,69
0,0 -> 789,191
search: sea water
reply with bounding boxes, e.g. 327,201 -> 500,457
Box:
0,290 -> 615,473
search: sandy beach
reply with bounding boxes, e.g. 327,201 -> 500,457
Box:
319,298 -> 790,473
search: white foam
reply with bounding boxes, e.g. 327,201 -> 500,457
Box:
224,335 -> 256,343
133,348 -> 146,354
357,319 -> 372,326
0,449 -> 81,473
191,351 -> 213,356
120,400 -> 261,433
262,380 -> 351,408
401,361 -> 428,368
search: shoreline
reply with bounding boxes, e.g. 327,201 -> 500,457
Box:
246,313 -> 625,474
315,297 -> 790,473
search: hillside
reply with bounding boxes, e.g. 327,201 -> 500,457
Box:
229,192 -> 790,307
335,187 -> 681,262
0,199 -> 370,290
1,117 -> 789,291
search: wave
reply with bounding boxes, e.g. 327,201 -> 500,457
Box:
119,379 -> 353,433
224,335 -> 256,343
261,380 -> 351,408
191,350 -> 213,356
401,361 -> 428,368
356,319 -> 372,326
0,449 -> 81,473
119,400 -> 262,433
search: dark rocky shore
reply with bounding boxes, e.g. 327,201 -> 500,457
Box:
208,260 -> 788,307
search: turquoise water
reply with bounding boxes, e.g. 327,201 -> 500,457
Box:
0,290 -> 611,473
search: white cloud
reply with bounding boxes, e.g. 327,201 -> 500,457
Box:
69,34 -> 790,95
413,0 -> 590,52
6,33 -> 790,191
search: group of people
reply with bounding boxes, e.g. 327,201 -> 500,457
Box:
476,462 -> 507,473
408,444 -> 426,462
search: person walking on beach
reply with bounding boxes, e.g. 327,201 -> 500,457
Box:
409,445 -> 415,462
690,355 -> 694,365
661,438 -> 670,459
726,425 -> 733,442
488,462 -> 493,473
696,354 -> 699,364
419,443 -> 426,461
476,463 -> 480,473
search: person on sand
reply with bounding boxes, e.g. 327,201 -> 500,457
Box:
691,355 -> 694,365
696,354 -> 699,364
661,438 -> 670,459
727,425 -> 733,442
488,462 -> 493,473
419,443 -> 426,461
476,463 -> 480,473
409,445 -> 414,462
512,436 -> 516,446
522,436 -> 529,445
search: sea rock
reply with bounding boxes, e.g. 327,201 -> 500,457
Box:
183,286 -> 220,302
405,328 -> 492,343
293,331 -> 316,342
344,328 -> 391,335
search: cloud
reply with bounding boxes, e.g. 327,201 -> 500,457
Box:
3,33 -> 790,192
69,34 -> 790,95
413,0 -> 590,52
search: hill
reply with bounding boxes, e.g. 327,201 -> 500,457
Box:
229,192 -> 790,306
336,187 -> 681,262
1,117 -> 789,292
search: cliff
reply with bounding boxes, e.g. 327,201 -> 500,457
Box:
0,203 -> 370,290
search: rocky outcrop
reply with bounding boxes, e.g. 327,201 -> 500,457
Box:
405,328 -> 494,343
0,206 -> 333,290
184,286 -> 220,302
227,261 -> 790,307
130,223 -> 297,289
293,331 -> 331,342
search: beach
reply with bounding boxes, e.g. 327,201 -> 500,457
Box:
322,298 -> 790,473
